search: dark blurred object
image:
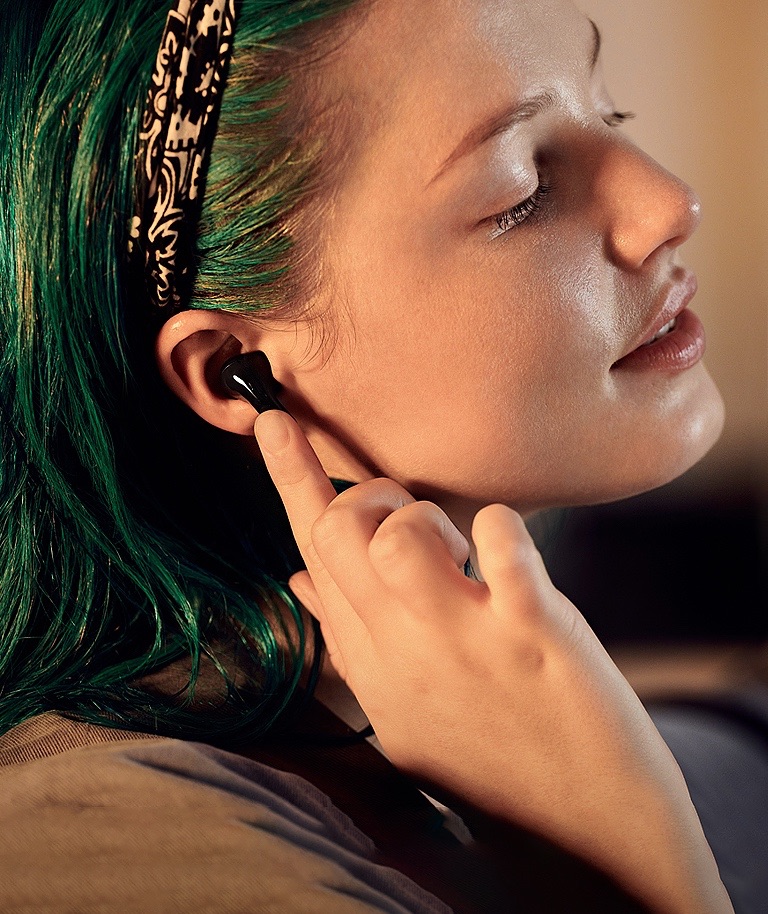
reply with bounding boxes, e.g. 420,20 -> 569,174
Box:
537,463 -> 768,647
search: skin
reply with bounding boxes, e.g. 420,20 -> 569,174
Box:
157,0 -> 724,575
247,411 -> 734,913
154,3 -> 733,908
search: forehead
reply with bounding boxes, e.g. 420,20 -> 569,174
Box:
326,0 -> 591,180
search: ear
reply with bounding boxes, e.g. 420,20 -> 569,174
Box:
154,309 -> 273,436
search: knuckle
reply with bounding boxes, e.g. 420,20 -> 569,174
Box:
369,518 -> 421,566
398,499 -> 442,524
352,477 -> 415,508
310,505 -> 350,548
310,479 -> 418,556
379,500 -> 447,539
302,532 -> 325,571
273,459 -> 312,490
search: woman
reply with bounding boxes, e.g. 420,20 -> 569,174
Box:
0,0 -> 739,910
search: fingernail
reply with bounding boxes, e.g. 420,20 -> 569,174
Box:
255,410 -> 290,455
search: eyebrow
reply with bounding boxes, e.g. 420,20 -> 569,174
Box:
426,19 -> 603,188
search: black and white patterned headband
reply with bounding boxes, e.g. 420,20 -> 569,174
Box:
128,0 -> 238,325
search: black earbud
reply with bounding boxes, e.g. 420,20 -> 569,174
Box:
220,351 -> 292,417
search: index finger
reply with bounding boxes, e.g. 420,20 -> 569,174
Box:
254,409 -> 340,579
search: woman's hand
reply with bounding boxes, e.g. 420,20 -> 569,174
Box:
254,410 -> 733,914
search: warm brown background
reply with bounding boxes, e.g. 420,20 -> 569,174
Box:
581,0 -> 768,486
540,1 -> 767,664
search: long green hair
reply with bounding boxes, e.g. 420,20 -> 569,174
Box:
0,0 -> 364,745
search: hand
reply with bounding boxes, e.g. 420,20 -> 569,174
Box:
254,410 -> 733,914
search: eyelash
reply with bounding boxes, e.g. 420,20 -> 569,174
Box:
603,110 -> 635,128
491,110 -> 636,237
492,182 -> 552,235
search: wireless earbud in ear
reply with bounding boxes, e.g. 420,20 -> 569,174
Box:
220,351 -> 292,417
223,352 -> 361,506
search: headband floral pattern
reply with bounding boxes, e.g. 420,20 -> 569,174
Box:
129,0 -> 238,322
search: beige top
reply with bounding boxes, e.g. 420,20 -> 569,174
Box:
0,712 -> 453,913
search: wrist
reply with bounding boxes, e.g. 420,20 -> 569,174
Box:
450,794 -> 733,914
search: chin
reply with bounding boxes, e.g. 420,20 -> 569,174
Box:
526,368 -> 726,513
582,377 -> 727,508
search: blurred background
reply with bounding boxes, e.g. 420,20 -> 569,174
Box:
535,0 -> 768,698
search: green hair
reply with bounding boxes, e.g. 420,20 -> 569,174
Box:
0,0 -> 365,745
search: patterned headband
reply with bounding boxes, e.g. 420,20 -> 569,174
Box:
128,0 -> 238,325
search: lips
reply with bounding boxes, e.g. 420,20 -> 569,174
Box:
614,270 -> 699,364
641,315 -> 678,347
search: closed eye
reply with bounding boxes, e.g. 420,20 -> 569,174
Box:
488,109 -> 634,239
490,182 -> 551,238
603,110 -> 635,128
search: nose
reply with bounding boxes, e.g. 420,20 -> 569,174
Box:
596,136 -> 702,270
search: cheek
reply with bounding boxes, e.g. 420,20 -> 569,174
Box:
448,230 -> 617,397
340,218 -> 616,431
322,195 -> 625,490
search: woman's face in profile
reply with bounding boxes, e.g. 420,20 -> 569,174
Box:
270,0 -> 725,525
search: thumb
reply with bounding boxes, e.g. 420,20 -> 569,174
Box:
472,503 -> 551,603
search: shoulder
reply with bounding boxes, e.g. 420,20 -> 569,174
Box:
0,713 -> 451,914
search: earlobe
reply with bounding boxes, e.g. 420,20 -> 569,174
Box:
154,309 -> 263,435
